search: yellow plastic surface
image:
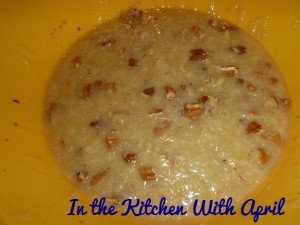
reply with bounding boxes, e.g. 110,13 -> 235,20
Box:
0,0 -> 299,224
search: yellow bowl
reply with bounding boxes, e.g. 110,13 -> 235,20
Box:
0,0 -> 299,224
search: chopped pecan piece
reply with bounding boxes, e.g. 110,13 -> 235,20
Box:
198,95 -> 209,104
123,153 -> 137,164
139,167 -> 156,181
46,102 -> 58,122
221,66 -> 238,76
257,148 -> 269,164
270,77 -> 278,84
76,171 -> 88,182
264,62 -> 272,68
180,84 -> 187,90
209,18 -> 238,31
160,153 -> 176,166
220,22 -> 238,31
143,42 -> 155,51
99,38 -> 116,47
120,7 -> 143,25
72,56 -> 82,67
153,120 -> 171,136
94,80 -> 102,88
253,71 -> 263,77
149,108 -> 163,115
82,83 -> 92,98
280,98 -> 291,107
89,121 -> 98,127
82,80 -> 102,98
231,46 -> 247,54
60,139 -> 65,148
189,48 -> 208,61
103,82 -> 116,93
209,18 -> 218,28
190,25 -> 202,36
268,133 -> 281,145
249,109 -> 257,115
89,120 -> 102,128
247,84 -> 256,91
184,103 -> 203,119
142,87 -> 155,97
90,169 -> 109,186
265,97 -> 279,108
236,78 -> 244,84
105,136 -> 120,150
128,58 -> 137,67
165,86 -> 176,99
247,121 -> 262,134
